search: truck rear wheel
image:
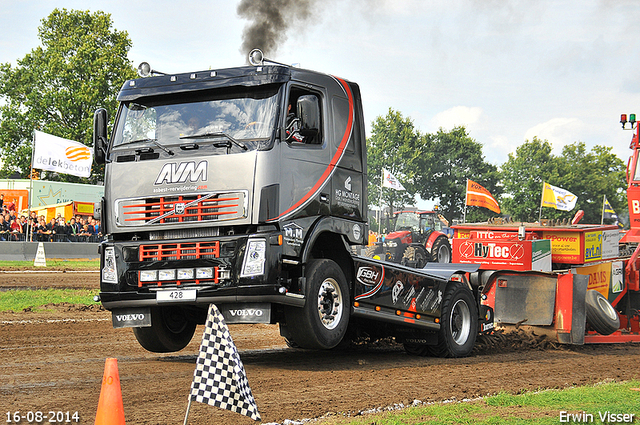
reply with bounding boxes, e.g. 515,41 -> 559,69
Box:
284,259 -> 350,349
132,306 -> 197,353
585,290 -> 620,335
430,236 -> 451,263
429,282 -> 477,358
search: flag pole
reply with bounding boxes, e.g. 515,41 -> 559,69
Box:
28,131 -> 36,242
463,179 -> 468,223
183,397 -> 192,425
538,182 -> 545,224
378,169 -> 384,235
601,194 -> 606,225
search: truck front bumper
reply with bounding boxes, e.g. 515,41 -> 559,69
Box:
98,231 -> 304,310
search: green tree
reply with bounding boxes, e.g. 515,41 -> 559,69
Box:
366,109 -> 422,231
500,139 -> 626,224
413,127 -> 500,224
500,137 -> 561,222
556,142 -> 626,224
0,8 -> 136,183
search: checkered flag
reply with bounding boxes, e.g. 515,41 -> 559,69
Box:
188,304 -> 261,421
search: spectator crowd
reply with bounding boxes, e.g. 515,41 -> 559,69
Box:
0,193 -> 103,242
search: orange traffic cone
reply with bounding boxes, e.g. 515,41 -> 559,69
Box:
94,358 -> 126,425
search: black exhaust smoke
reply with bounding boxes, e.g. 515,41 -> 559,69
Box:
237,0 -> 316,60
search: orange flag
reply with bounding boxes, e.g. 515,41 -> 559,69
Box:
466,179 -> 500,213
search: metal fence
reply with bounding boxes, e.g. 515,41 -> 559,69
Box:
0,232 -> 104,243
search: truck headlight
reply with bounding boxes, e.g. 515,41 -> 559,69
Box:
102,247 -> 118,283
158,269 -> 176,281
177,268 -> 194,280
196,267 -> 214,279
241,239 -> 266,277
140,270 -> 158,282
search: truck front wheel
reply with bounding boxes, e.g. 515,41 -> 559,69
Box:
132,306 -> 197,353
284,259 -> 350,349
430,282 -> 477,358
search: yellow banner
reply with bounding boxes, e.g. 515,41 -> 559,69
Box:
584,231 -> 602,262
574,262 -> 611,297
542,231 -> 581,263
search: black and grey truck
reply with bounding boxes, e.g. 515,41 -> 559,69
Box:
93,50 -> 492,357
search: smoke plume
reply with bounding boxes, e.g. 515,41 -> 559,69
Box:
237,0 -> 316,59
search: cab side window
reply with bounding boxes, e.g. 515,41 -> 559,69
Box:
286,87 -> 322,145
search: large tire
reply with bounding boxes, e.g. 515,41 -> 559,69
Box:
132,306 -> 197,353
430,236 -> 452,263
429,282 -> 478,358
284,259 -> 350,349
364,244 -> 383,260
403,341 -> 431,356
401,245 -> 429,268
585,290 -> 620,335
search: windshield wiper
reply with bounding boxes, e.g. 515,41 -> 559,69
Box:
180,132 -> 248,151
115,138 -> 174,156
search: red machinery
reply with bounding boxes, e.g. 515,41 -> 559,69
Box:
448,117 -> 640,344
367,209 -> 452,267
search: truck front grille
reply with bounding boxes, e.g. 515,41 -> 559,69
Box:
116,191 -> 247,227
139,241 -> 220,261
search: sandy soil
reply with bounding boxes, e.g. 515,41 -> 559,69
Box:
1,271 -> 639,424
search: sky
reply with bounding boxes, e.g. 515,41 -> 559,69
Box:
2,0 -> 640,171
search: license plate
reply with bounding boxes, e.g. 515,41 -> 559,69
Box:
156,289 -> 196,303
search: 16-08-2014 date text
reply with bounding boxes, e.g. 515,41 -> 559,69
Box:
5,411 -> 79,423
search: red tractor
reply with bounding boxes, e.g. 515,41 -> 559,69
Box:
367,210 -> 452,268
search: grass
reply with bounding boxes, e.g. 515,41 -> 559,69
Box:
0,258 -> 99,270
324,380 -> 640,424
0,288 -> 100,312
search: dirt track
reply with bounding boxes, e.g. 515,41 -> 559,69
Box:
1,271 -> 640,424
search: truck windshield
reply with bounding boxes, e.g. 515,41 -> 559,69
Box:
111,88 -> 279,152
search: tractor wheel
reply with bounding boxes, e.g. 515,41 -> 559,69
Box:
403,341 -> 431,356
430,236 -> 452,263
132,306 -> 196,353
284,259 -> 350,349
585,290 -> 620,335
401,245 -> 429,268
364,244 -> 383,261
428,282 -> 477,358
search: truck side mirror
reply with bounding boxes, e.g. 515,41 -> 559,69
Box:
93,108 -> 108,164
297,95 -> 320,142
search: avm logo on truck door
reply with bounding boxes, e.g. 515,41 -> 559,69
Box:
155,161 -> 208,185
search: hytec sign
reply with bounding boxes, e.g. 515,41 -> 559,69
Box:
469,241 -> 525,260
454,224 -> 620,267
453,237 -> 551,271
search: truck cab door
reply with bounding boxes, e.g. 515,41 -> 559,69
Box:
279,85 -> 331,220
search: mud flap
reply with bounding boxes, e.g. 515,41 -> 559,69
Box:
219,303 -> 271,324
479,304 -> 494,333
111,307 -> 152,328
555,273 -> 588,345
494,273 -> 557,326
